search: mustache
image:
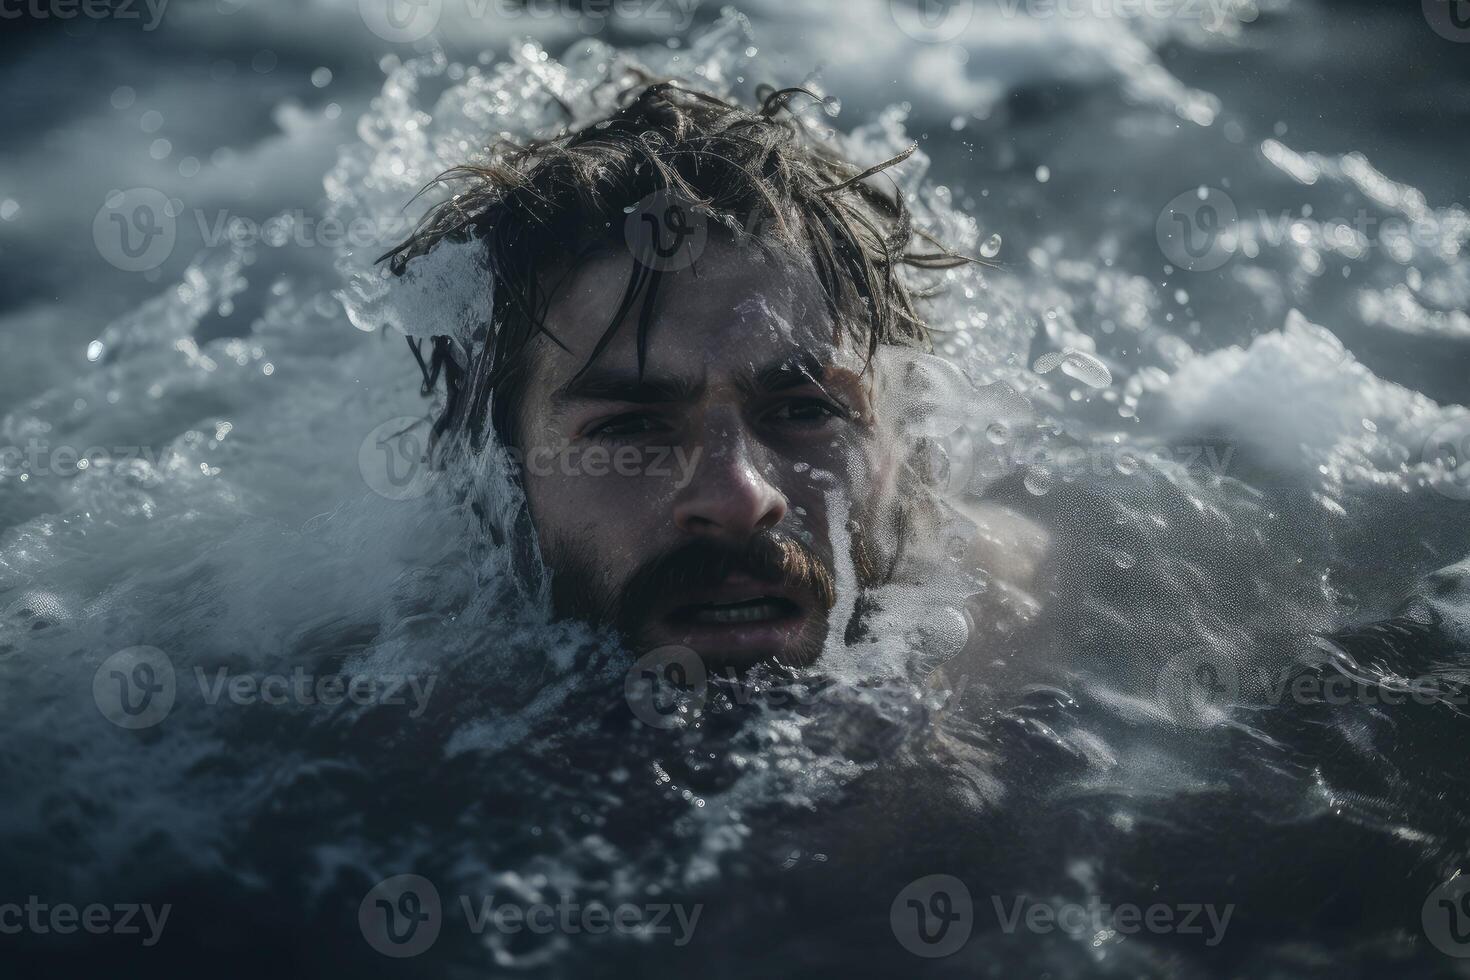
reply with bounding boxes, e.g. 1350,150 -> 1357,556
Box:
611,532 -> 838,633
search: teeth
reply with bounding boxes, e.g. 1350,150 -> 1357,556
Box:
692,600 -> 786,624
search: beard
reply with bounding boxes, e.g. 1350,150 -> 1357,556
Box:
539,516 -> 897,668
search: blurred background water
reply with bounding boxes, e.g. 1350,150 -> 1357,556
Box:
2,1 -> 1470,976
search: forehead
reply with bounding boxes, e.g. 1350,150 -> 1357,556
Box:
534,235 -> 866,384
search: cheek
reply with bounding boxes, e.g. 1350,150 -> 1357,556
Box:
523,463 -> 681,559
773,435 -> 900,545
795,432 -> 900,507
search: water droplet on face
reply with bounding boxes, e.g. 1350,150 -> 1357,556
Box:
979,233 -> 1002,259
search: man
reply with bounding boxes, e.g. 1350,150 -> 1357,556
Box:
384,81 -> 1030,670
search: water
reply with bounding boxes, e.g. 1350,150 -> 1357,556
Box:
2,1 -> 1469,975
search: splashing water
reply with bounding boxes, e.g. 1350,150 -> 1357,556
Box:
3,3 -> 1470,975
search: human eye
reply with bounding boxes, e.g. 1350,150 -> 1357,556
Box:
582,413 -> 671,442
762,397 -> 848,428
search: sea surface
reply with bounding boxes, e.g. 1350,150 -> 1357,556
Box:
2,1 -> 1469,975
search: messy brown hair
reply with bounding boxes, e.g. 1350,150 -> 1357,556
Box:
381,78 -> 969,453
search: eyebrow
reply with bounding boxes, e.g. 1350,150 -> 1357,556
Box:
749,350 -> 831,394
550,349 -> 854,410
554,370 -> 699,405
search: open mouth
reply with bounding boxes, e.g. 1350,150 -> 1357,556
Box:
670,595 -> 803,626
647,573 -> 816,665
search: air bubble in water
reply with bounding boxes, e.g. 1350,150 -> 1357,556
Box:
979,233 -> 1002,258
821,96 -> 842,117
985,422 -> 1008,445
1023,466 -> 1052,496
1033,348 -> 1112,389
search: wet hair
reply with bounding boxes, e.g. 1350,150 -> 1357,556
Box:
382,78 -> 971,453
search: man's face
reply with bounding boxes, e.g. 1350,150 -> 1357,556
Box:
514,235 -> 907,669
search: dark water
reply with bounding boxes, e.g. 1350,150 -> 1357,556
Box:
2,1 -> 1469,976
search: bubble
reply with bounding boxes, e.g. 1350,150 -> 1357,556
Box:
140,110 -> 164,133
1023,466 -> 1052,496
979,233 -> 1002,259
985,422 -> 1009,445
821,96 -> 842,118
311,67 -> 333,89
0,199 -> 18,222
252,50 -> 278,74
1033,348 -> 1112,389
1035,165 -> 1051,183
111,86 -> 136,110
150,138 -> 172,161
916,605 -> 969,658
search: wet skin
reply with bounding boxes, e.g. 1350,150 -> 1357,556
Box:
514,235 -> 908,668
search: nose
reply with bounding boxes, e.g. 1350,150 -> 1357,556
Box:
672,422 -> 787,546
